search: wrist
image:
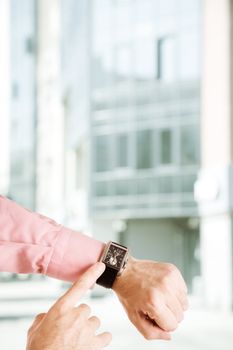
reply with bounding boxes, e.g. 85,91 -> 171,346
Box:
112,255 -> 136,294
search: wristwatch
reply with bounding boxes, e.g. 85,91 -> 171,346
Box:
96,241 -> 129,289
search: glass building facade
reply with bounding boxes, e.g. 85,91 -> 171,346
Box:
90,0 -> 201,219
9,0 -> 37,210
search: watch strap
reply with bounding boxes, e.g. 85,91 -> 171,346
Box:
96,265 -> 118,289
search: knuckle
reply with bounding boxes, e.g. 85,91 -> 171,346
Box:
78,303 -> 91,315
147,288 -> 155,304
27,312 -> 46,335
169,322 -> 178,332
27,326 -> 33,336
165,263 -> 177,274
160,264 -> 177,287
178,313 -> 184,323
90,315 -> 101,326
161,276 -> 170,289
106,332 -> 112,342
56,300 -> 69,314
163,320 -> 178,332
153,304 -> 163,318
148,289 -> 161,307
143,331 -> 154,341
98,332 -> 112,347
35,313 -> 46,322
182,299 -> 189,311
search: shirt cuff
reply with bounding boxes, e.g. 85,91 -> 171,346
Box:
46,227 -> 105,282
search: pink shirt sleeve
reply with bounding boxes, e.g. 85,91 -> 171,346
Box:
0,196 -> 105,282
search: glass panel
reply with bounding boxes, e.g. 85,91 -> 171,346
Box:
115,179 -> 132,195
150,177 -> 159,193
137,177 -> 156,194
94,135 -> 112,172
136,130 -> 153,169
181,174 -> 196,193
92,0 -> 115,89
116,0 -> 132,44
160,129 -> 172,164
92,50 -> 115,88
93,0 -> 114,49
158,176 -> 174,193
116,133 -> 129,168
94,181 -> 109,196
180,125 -> 199,165
158,0 -> 177,15
157,36 -> 177,82
134,39 -> 156,80
11,159 -> 24,177
179,32 -> 200,80
178,0 -> 201,13
115,45 -> 132,81
135,0 -> 155,26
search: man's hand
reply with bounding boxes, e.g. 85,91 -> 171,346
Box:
27,262 -> 112,350
113,257 -> 188,341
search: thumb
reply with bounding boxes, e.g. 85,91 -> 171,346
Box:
55,262 -> 105,311
27,313 -> 46,337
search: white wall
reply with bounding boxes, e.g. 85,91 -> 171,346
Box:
197,0 -> 233,311
0,0 -> 10,195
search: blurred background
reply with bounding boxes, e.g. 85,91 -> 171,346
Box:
0,0 -> 233,349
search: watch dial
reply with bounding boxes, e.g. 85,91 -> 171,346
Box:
104,245 -> 126,269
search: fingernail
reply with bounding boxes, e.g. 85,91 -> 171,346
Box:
95,262 -> 105,271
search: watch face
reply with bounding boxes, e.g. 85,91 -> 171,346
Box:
104,244 -> 126,270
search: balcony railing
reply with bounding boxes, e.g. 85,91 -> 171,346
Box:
91,167 -> 198,218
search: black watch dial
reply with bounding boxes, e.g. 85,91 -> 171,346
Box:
104,245 -> 126,269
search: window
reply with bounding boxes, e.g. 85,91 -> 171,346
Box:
116,0 -> 132,44
181,174 -> 196,193
12,82 -> 19,98
179,33 -> 200,80
94,135 -> 112,172
115,45 -> 132,81
94,181 -> 109,197
116,133 -> 129,168
180,126 -> 199,165
160,129 -> 172,165
92,0 -> 115,88
134,40 -> 155,80
158,176 -> 174,193
115,179 -> 132,196
157,36 -> 177,82
135,0 -> 155,26
179,0 -> 201,13
137,177 -> 154,194
25,37 -> 34,54
11,159 -> 24,177
136,130 -> 153,169
92,50 -> 114,89
76,146 -> 86,190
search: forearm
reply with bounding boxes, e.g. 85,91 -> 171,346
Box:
0,196 -> 104,282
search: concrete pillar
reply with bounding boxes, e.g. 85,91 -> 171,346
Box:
36,0 -> 65,220
195,0 -> 233,310
0,0 -> 10,195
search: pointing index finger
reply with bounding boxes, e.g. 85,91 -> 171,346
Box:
55,262 -> 105,311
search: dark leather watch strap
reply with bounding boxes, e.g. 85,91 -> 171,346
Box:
96,265 -> 118,289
